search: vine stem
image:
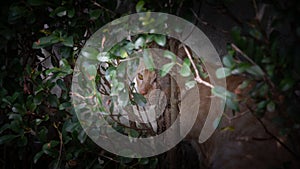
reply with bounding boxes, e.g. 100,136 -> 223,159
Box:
182,45 -> 214,89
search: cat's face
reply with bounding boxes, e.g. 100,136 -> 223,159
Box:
136,68 -> 157,96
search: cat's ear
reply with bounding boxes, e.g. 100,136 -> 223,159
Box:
150,73 -> 157,87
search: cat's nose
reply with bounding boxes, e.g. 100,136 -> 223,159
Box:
140,90 -> 147,95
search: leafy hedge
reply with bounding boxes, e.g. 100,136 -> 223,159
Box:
0,0 -> 299,169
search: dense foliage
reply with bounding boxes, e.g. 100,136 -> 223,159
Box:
0,0 -> 299,169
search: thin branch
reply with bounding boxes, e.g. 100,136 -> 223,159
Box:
247,105 -> 299,159
182,45 -> 214,89
252,0 -> 258,17
223,109 -> 250,122
53,122 -> 63,169
231,43 -> 275,89
221,4 -> 243,26
191,9 -> 229,34
92,1 -> 116,16
231,43 -> 257,66
176,0 -> 185,16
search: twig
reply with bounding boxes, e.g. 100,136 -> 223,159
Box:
176,0 -> 185,16
231,43 -> 275,89
231,43 -> 257,66
92,1 -> 116,16
223,109 -> 250,122
252,0 -> 258,17
99,153 -> 120,163
182,45 -> 214,89
190,9 -> 229,34
53,122 -> 63,169
247,105 -> 299,159
221,4 -> 243,26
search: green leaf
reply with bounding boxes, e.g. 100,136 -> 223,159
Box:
120,48 -> 128,58
154,35 -> 166,47
118,88 -> 129,107
78,129 -> 87,143
64,120 -> 79,133
32,35 -> 60,49
0,124 -> 10,134
257,100 -> 267,110
56,79 -> 67,91
258,83 -> 268,97
222,55 -> 235,68
159,62 -> 175,77
38,127 -> 48,142
26,13 -> 36,24
143,50 -> 155,70
86,65 -> 97,77
179,58 -> 191,77
124,42 -> 135,51
249,29 -> 262,40
280,78 -> 294,91
129,129 -> 139,138
59,102 -> 71,110
28,0 -> 44,6
67,8 -> 75,18
135,36 -> 145,49
9,113 -> 22,121
246,65 -> 264,78
53,7 -> 67,17
117,62 -> 126,78
12,103 -> 26,114
89,9 -> 101,20
149,158 -> 158,169
163,50 -> 176,62
231,62 -> 251,74
231,27 -> 241,43
62,36 -> 73,47
59,46 -> 73,59
48,140 -> 59,148
221,126 -> 235,131
17,136 -> 28,146
211,86 -> 239,111
185,81 -> 196,90
226,98 -> 239,111
211,86 -> 234,100
216,67 -> 231,79
97,52 -> 110,62
0,135 -> 19,145
139,158 -> 149,165
33,151 -> 44,163
42,141 -> 59,157
266,65 -> 275,77
116,82 -> 125,91
8,6 -> 27,23
81,47 -> 99,61
133,93 -> 147,106
136,0 -> 145,12
48,94 -> 58,107
267,101 -> 275,112
119,156 -> 134,164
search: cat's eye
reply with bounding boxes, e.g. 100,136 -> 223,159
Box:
138,73 -> 143,80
